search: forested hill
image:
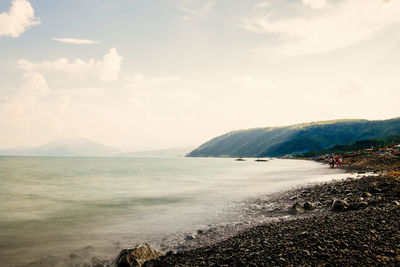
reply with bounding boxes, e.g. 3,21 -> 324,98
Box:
186,117 -> 400,158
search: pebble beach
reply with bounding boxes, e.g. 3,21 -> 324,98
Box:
139,154 -> 400,266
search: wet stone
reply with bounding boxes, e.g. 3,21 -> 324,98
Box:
288,203 -> 305,215
332,199 -> 349,212
362,192 -> 372,198
303,202 -> 314,210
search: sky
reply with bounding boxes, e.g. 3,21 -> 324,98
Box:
0,0 -> 400,150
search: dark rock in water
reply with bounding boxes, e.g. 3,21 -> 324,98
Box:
332,199 -> 349,212
362,192 -> 372,198
69,253 -> 78,259
288,203 -> 305,215
115,244 -> 163,267
303,202 -> 314,210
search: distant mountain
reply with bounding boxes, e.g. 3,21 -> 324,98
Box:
115,146 -> 194,158
0,138 -> 120,157
187,117 -> 400,158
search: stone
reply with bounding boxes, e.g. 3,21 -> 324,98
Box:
185,234 -> 196,241
303,202 -> 314,210
115,244 -> 163,267
393,200 -> 400,206
357,202 -> 369,209
362,192 -> 372,198
299,231 -> 309,238
370,187 -> 382,194
301,189 -> 309,195
332,199 -> 349,212
288,203 -> 305,215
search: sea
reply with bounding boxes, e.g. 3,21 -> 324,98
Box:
0,156 -> 346,266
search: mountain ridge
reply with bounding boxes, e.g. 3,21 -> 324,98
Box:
0,139 -> 193,158
187,117 -> 400,158
0,138 -> 120,157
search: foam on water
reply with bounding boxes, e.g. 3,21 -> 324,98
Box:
0,156 -> 345,266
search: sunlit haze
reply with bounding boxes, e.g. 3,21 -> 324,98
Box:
1,0 -> 399,150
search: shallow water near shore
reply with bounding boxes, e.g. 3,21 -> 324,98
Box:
0,156 -> 345,266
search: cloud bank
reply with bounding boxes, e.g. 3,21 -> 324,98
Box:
17,48 -> 123,82
125,74 -> 182,88
241,0 -> 400,55
302,0 -> 328,9
53,38 -> 100,45
0,0 -> 41,38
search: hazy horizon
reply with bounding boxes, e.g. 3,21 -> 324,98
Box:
1,0 -> 400,151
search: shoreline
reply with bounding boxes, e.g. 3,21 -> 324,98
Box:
130,154 -> 400,266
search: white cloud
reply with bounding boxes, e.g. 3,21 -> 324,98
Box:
53,38 -> 100,45
17,48 -> 123,82
302,0 -> 328,9
179,0 -> 216,20
20,71 -> 49,96
0,69 -> 185,149
0,72 -> 55,145
337,79 -> 369,96
180,16 -> 193,22
241,0 -> 400,55
0,0 -> 40,38
234,75 -> 275,88
254,2 -> 271,8
125,73 -> 182,88
179,7 -> 202,17
0,71 -> 130,148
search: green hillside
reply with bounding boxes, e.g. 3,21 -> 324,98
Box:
296,135 -> 400,157
187,117 -> 400,158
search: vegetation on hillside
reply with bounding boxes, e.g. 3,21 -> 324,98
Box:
187,117 -> 400,158
295,135 -> 400,157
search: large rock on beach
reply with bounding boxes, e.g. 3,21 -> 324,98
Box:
332,199 -> 349,212
115,244 -> 163,267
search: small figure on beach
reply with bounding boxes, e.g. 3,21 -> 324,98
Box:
336,157 -> 340,168
330,157 -> 335,168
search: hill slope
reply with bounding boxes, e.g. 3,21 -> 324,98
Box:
0,139 -> 120,157
187,117 -> 400,157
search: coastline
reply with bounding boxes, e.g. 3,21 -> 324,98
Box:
132,154 -> 400,266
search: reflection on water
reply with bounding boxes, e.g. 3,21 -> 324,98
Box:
0,156 -> 344,266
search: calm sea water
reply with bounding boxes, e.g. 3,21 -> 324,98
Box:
0,156 -> 345,266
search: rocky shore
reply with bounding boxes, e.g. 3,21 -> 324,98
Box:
128,154 -> 400,266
